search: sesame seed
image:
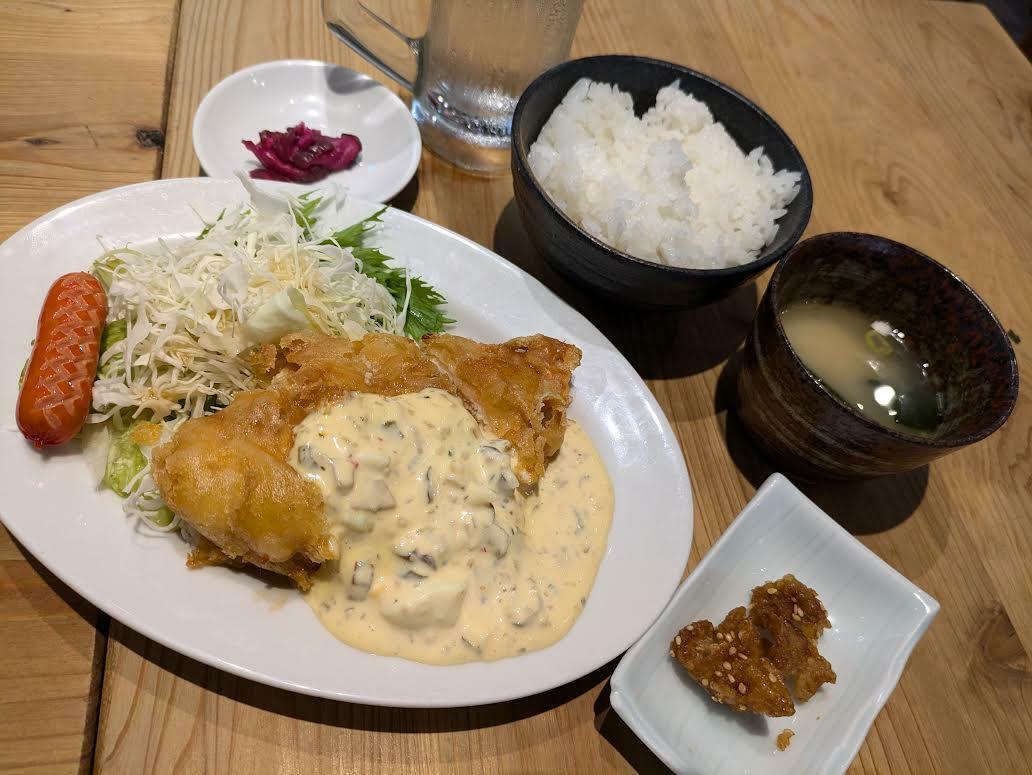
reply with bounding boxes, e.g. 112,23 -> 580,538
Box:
701,679 -> 709,687
729,647 -> 737,655
675,635 -> 682,645
769,672 -> 778,682
715,670 -> 722,677
686,624 -> 694,631
738,652 -> 749,660
723,661 -> 732,670
767,588 -> 777,595
716,632 -> 723,640
726,631 -> 735,641
738,683 -> 747,694
711,696 -> 719,703
738,704 -> 746,711
792,613 -> 802,621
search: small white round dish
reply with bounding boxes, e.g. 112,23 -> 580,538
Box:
0,178 -> 693,708
193,60 -> 421,203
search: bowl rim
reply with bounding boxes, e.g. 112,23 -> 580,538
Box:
511,53 -> 813,279
768,231 -> 1020,448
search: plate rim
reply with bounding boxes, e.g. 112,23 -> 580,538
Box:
0,176 -> 694,707
192,59 -> 421,202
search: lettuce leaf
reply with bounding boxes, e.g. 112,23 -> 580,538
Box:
97,320 -> 127,378
104,423 -> 147,497
101,319 -> 127,352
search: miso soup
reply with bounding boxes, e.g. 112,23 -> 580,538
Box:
780,301 -> 944,435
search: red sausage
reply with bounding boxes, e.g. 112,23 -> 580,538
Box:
16,272 -> 108,448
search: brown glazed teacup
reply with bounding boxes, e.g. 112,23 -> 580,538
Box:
737,232 -> 1018,480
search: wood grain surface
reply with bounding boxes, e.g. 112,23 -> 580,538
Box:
0,2 -> 178,773
1,0 -> 1029,773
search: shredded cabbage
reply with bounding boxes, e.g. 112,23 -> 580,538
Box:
88,181 -> 425,532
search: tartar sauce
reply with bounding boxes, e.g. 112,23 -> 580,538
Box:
291,388 -> 614,664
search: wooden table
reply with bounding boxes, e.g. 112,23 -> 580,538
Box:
1,1 -> 1029,772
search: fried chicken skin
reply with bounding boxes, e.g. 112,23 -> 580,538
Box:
152,331 -> 581,587
750,574 -> 837,701
670,607 -> 795,717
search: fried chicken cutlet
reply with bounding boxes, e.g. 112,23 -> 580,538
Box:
151,332 -> 581,588
269,332 -> 582,485
151,389 -> 337,589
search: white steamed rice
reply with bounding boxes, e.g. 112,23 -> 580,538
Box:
527,78 -> 801,270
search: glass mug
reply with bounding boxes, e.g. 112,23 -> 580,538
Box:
323,0 -> 583,174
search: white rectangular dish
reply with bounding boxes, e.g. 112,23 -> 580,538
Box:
610,473 -> 938,774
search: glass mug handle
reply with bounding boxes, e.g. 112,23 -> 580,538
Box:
322,0 -> 422,92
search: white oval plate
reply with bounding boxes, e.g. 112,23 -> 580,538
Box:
194,60 -> 421,202
0,178 -> 693,707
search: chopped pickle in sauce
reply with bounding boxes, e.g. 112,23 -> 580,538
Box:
291,388 -> 614,664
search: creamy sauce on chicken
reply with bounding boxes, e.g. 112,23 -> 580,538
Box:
291,388 -> 613,664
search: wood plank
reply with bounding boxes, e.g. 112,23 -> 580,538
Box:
0,528 -> 105,775
0,0 -> 179,240
94,0 -> 1032,773
0,2 -> 179,773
